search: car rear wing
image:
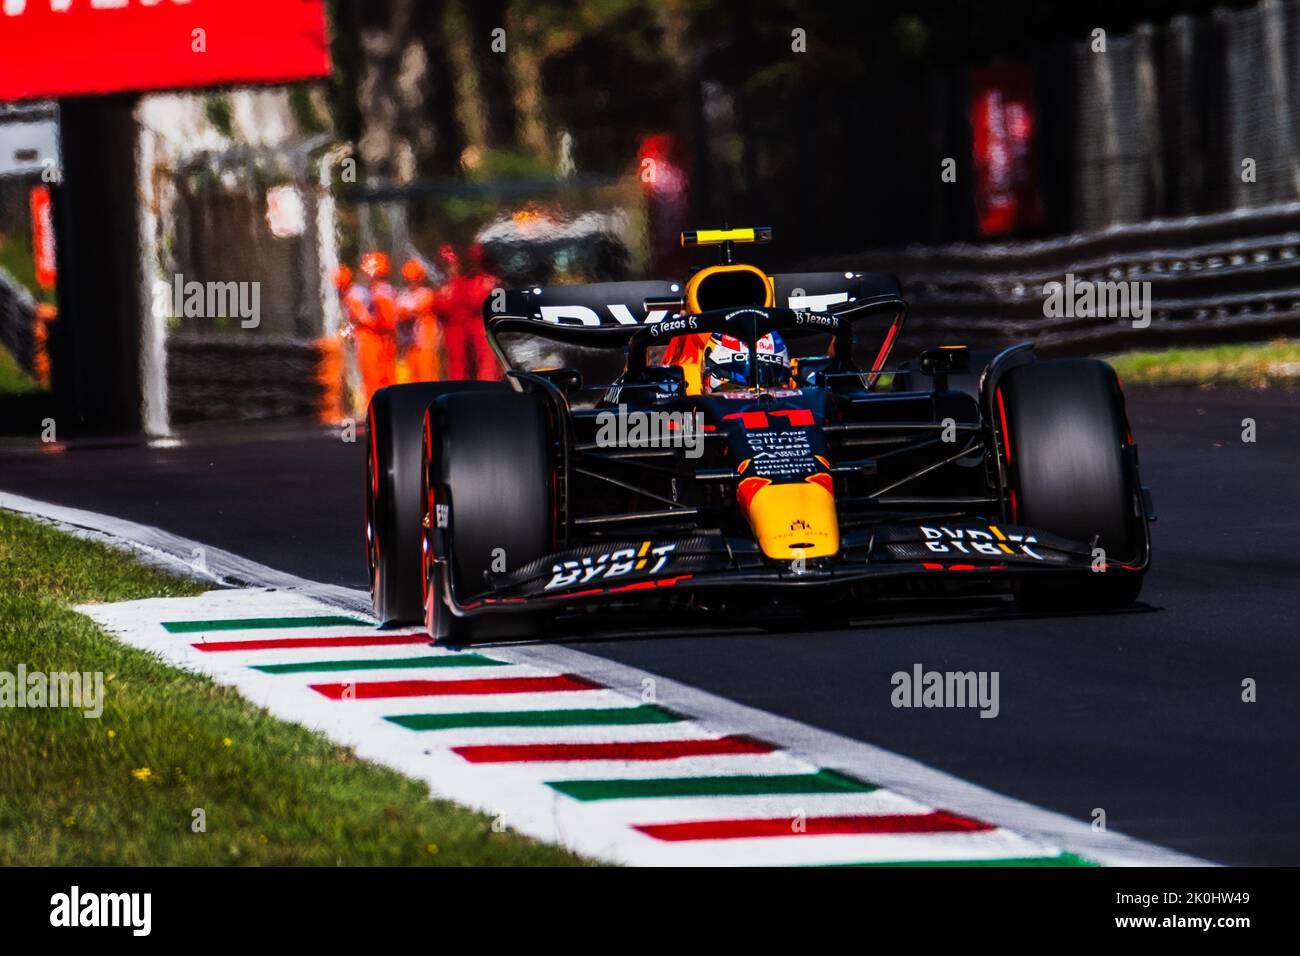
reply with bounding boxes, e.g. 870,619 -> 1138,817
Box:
484,280 -> 683,343
483,272 -> 907,387
484,272 -> 903,337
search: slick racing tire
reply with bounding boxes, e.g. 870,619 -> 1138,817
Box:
998,358 -> 1145,610
366,381 -> 508,626
422,390 -> 554,643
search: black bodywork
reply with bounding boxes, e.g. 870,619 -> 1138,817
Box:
426,273 -> 1153,625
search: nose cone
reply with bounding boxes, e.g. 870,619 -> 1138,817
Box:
738,474 -> 840,559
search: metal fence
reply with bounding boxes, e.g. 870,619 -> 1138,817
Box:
809,1 -> 1300,357
1064,0 -> 1300,231
149,140 -> 339,423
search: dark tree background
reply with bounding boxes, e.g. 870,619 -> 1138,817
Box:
326,0 -> 1261,258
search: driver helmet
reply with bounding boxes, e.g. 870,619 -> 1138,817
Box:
702,331 -> 792,392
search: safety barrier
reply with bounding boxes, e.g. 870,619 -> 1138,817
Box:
166,334 -> 330,424
821,202 -> 1300,355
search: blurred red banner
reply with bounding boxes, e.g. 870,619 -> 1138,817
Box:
30,185 -> 56,289
0,0 -> 330,102
970,64 -> 1043,237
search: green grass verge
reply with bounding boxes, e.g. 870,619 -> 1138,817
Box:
0,511 -> 590,865
1106,338 -> 1300,388
0,343 -> 39,395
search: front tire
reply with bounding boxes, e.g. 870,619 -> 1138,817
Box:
998,358 -> 1145,610
366,381 -> 508,625
422,390 -> 555,643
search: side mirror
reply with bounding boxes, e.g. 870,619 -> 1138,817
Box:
640,363 -> 687,397
794,355 -> 834,387
918,346 -> 970,392
530,367 -> 583,393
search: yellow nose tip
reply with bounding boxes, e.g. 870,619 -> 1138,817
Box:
739,480 -> 839,559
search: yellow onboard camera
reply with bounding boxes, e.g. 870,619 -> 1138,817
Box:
680,226 -> 772,248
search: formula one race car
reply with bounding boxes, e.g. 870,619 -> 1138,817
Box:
365,227 -> 1153,642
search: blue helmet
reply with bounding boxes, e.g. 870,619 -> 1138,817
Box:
702,331 -> 792,392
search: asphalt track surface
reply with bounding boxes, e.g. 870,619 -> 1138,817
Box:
2,386 -> 1297,865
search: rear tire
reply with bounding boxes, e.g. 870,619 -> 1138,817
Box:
998,359 -> 1145,610
422,390 -> 554,643
366,381 -> 508,625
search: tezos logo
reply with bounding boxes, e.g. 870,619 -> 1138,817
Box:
794,310 -> 838,329
650,315 -> 698,337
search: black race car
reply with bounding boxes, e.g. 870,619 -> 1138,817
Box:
365,227 -> 1153,642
